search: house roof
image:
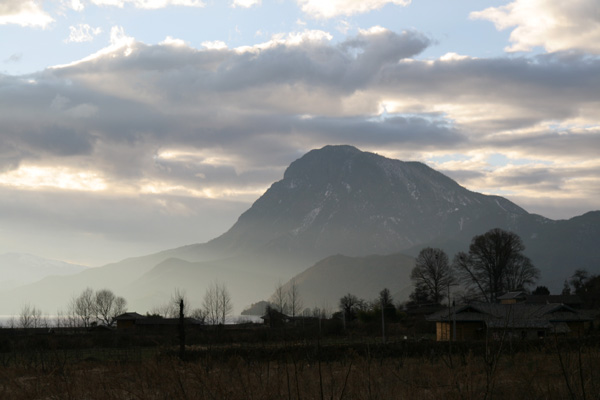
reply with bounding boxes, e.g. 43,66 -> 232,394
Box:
497,291 -> 528,300
260,309 -> 289,320
524,295 -> 583,305
115,312 -> 146,320
134,317 -> 204,326
427,302 -> 592,328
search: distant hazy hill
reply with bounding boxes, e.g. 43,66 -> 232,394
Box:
0,253 -> 88,291
1,145 -> 598,314
272,253 -> 416,313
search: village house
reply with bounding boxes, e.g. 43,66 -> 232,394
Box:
114,312 -> 203,331
497,291 -> 584,308
427,302 -> 592,341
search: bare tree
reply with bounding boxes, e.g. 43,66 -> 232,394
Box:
150,289 -> 189,318
339,293 -> 366,321
411,247 -> 455,305
94,289 -> 127,326
272,280 -> 288,314
203,283 -> 219,325
203,281 -> 232,325
19,303 -> 43,328
569,269 -> 590,293
287,278 -> 303,318
453,229 -> 540,303
217,282 -> 233,324
71,287 -> 95,327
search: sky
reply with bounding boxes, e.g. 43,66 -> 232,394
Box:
1,0 -> 599,267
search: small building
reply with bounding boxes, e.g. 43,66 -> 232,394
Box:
114,312 -> 203,331
261,309 -> 290,327
498,291 -> 584,308
427,303 -> 592,341
115,312 -> 146,330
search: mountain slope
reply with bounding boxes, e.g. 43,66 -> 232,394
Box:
273,253 -> 416,312
0,253 -> 88,291
202,145 -> 537,261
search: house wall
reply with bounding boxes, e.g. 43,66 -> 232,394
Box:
116,320 -> 135,330
566,321 -> 587,337
436,322 -> 484,341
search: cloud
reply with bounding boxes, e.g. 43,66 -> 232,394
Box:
0,0 -> 54,28
4,53 -> 22,63
297,0 -> 411,19
1,26 -> 599,239
66,24 -> 103,43
471,0 -> 600,54
89,0 -> 205,8
231,0 -> 261,8
62,0 -> 85,11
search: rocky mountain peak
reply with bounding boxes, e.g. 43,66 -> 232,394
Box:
211,145 -> 533,261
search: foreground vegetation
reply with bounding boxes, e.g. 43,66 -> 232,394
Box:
1,323 -> 599,400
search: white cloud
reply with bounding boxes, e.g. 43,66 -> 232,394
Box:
160,36 -> 188,47
66,24 -> 103,43
471,0 -> 600,54
90,0 -> 205,8
63,0 -> 85,11
0,165 -> 107,192
52,26 -> 136,68
202,40 -> 228,50
0,0 -> 53,28
297,0 -> 411,19
231,0 -> 261,8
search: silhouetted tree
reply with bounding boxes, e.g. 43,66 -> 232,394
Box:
94,289 -> 127,326
407,282 -> 433,306
411,247 -> 455,305
287,278 -> 303,318
339,293 -> 366,321
378,288 -> 396,320
19,303 -> 43,328
569,269 -> 590,293
532,286 -> 550,296
562,280 -> 572,295
273,280 -> 288,314
453,228 -> 540,302
71,287 -> 95,327
578,274 -> 600,309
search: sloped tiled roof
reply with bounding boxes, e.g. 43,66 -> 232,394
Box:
427,302 -> 592,329
115,312 -> 146,320
497,291 -> 527,300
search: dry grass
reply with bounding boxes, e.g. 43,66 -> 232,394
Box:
1,339 -> 599,400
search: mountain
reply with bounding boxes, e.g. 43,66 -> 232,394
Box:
1,145 -> 598,314
205,145 -> 535,261
0,253 -> 88,291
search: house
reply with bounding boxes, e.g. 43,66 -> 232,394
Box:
114,312 -> 203,330
260,309 -> 290,327
115,312 -> 146,329
427,302 -> 592,341
498,291 -> 583,308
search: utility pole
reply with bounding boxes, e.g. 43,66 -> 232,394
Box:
381,299 -> 386,344
179,299 -> 185,360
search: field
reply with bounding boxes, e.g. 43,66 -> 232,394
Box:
1,324 -> 599,399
